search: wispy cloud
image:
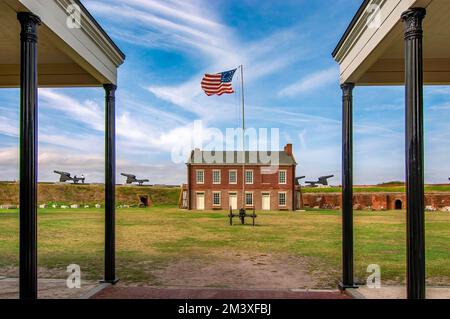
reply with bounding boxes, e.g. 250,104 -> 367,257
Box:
0,147 -> 17,163
128,0 -> 223,29
146,26 -> 309,121
40,89 -> 104,131
86,0 -> 233,60
86,0 -> 311,120
426,86 -> 450,95
430,102 -> 450,111
361,103 -> 403,112
278,67 -> 338,97
38,89 -> 230,168
0,116 -> 18,137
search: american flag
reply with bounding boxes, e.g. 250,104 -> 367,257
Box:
201,69 -> 237,96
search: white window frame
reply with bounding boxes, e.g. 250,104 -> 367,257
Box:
229,170 -> 237,184
245,192 -> 254,206
245,170 -> 254,184
212,191 -> 221,206
278,192 -> 287,207
212,170 -> 221,184
279,170 -> 287,185
196,169 -> 204,184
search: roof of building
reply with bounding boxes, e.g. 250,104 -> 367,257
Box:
187,150 -> 297,165
75,0 -> 126,60
332,0 -> 370,58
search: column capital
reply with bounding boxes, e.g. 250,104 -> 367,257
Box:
103,84 -> 117,100
341,82 -> 355,97
17,12 -> 41,43
103,83 -> 117,92
402,8 -> 426,40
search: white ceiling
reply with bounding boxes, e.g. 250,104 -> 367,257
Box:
0,0 -> 124,87
336,0 -> 450,85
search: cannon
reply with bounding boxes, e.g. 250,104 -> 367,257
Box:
54,171 -> 85,184
228,207 -> 257,226
305,175 -> 334,187
121,173 -> 149,186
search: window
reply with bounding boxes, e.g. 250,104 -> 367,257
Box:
245,192 -> 253,206
278,192 -> 287,207
213,192 -> 221,206
229,170 -> 237,184
279,170 -> 287,184
212,170 -> 221,184
245,170 -> 253,184
196,170 -> 204,184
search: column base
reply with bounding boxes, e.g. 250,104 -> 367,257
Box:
338,281 -> 359,291
100,278 -> 120,285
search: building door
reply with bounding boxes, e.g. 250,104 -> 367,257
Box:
262,193 -> 270,210
229,193 -> 237,210
196,193 -> 205,210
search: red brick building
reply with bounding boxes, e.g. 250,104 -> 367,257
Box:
186,144 -> 298,211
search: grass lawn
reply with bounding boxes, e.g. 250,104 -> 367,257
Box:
0,206 -> 449,288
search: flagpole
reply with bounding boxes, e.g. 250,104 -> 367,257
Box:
240,65 -> 245,210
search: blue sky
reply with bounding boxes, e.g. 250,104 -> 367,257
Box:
0,0 -> 449,185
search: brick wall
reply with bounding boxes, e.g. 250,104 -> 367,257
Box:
302,192 -> 450,211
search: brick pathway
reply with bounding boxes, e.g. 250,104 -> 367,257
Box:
91,286 -> 351,299
0,278 -> 98,299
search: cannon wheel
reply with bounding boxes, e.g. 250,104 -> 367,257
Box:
229,207 -> 233,226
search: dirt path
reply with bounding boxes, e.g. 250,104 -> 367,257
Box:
0,252 -> 338,290
140,252 -> 336,290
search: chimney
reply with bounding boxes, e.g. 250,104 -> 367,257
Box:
284,143 -> 292,156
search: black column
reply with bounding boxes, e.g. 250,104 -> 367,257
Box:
402,8 -> 426,300
340,82 -> 356,290
103,84 -> 118,284
17,12 -> 41,300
